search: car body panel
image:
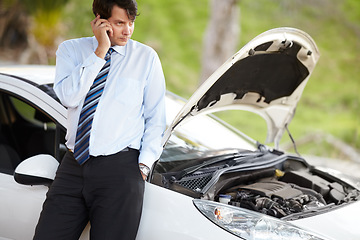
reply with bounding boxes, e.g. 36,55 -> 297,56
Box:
137,183 -> 239,240
0,173 -> 45,239
293,200 -> 360,240
0,171 -> 90,240
163,27 -> 320,148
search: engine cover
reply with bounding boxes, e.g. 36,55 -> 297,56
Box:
240,179 -> 303,199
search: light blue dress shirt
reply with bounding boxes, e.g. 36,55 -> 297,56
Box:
54,37 -> 166,168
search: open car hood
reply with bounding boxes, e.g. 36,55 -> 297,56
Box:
163,27 -> 320,148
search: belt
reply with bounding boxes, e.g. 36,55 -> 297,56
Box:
68,147 -> 130,154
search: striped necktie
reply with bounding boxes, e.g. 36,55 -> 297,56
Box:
74,48 -> 114,165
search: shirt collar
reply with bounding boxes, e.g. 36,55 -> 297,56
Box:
92,36 -> 127,56
111,45 -> 126,56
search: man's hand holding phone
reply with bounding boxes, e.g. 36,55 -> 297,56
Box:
91,15 -> 113,59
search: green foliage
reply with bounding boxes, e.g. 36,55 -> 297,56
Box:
20,0 -> 70,47
133,0 -> 209,98
2,0 -> 17,7
21,0 -> 69,14
62,0 -> 94,38
60,0 -> 359,159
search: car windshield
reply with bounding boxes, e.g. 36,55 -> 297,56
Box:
160,95 -> 257,163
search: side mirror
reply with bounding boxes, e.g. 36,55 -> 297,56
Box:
14,154 -> 59,186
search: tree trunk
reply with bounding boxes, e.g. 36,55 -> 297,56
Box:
200,0 -> 240,84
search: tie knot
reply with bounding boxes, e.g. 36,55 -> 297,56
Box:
105,48 -> 114,60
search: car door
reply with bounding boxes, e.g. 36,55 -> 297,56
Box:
0,76 -> 68,240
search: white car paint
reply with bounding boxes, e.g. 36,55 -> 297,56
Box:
293,200 -> 360,240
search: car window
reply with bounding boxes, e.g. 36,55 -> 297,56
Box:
160,94 -> 258,165
161,113 -> 257,163
11,97 -> 56,128
0,91 -> 66,174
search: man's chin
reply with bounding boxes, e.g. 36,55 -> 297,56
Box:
113,39 -> 129,46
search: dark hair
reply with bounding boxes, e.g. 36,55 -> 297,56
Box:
92,0 -> 139,20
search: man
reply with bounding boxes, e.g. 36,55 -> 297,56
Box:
33,0 -> 166,239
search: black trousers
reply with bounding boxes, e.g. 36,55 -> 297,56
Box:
33,149 -> 145,240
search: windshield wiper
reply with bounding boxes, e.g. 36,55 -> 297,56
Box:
170,152 -> 264,183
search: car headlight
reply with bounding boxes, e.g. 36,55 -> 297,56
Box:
193,199 -> 329,240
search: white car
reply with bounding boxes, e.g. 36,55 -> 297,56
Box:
0,27 -> 359,240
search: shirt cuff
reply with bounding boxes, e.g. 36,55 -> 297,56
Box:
138,150 -> 158,169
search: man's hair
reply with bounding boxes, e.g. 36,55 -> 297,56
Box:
92,0 -> 139,20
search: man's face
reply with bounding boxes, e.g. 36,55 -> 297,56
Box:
107,5 -> 135,46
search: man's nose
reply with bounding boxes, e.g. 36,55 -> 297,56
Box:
123,24 -> 131,35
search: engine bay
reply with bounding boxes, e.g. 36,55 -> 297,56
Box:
216,168 -> 358,219
152,154 -> 360,220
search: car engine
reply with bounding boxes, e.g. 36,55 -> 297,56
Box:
218,170 -> 355,219
153,157 -> 360,220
